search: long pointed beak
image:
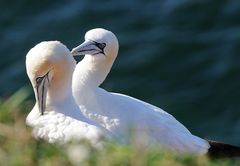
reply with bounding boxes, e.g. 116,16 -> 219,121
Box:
71,40 -> 102,56
34,73 -> 49,115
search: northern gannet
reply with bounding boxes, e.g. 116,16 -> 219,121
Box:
71,28 -> 240,157
26,41 -> 108,144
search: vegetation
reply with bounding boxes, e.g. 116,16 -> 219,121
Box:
0,87 -> 240,166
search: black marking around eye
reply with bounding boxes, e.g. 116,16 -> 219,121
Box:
89,39 -> 106,50
36,71 -> 50,86
36,77 -> 44,85
96,43 -> 106,50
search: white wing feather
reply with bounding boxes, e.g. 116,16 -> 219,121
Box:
79,88 -> 209,154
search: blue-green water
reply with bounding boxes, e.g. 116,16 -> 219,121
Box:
1,0 -> 240,144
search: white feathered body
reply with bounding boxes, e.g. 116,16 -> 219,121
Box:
72,58 -> 210,154
26,91 -> 106,145
73,85 -> 209,154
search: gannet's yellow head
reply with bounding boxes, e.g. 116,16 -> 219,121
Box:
26,41 -> 75,115
71,28 -> 119,61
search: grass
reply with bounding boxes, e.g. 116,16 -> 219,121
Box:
0,86 -> 240,166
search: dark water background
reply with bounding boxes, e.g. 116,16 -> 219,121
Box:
1,0 -> 240,144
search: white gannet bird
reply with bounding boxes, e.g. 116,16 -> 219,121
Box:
26,41 -> 108,144
71,28 -> 240,157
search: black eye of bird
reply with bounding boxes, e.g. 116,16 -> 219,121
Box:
36,77 -> 43,85
96,42 -> 106,50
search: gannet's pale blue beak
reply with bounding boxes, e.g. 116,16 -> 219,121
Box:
34,73 -> 49,115
71,40 -> 105,56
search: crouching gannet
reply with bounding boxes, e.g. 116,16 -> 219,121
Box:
26,41 -> 109,144
71,28 -> 240,157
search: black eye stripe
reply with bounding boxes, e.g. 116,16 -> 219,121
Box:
36,71 -> 50,85
88,39 -> 106,50
36,77 -> 44,84
96,43 -> 106,49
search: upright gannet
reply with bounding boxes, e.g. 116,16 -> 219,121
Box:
26,41 -> 108,144
71,28 -> 240,157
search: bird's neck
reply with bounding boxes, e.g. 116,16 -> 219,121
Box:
73,55 -> 114,90
45,66 -> 87,120
47,65 -> 75,106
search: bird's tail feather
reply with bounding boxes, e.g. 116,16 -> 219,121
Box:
207,140 -> 240,158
